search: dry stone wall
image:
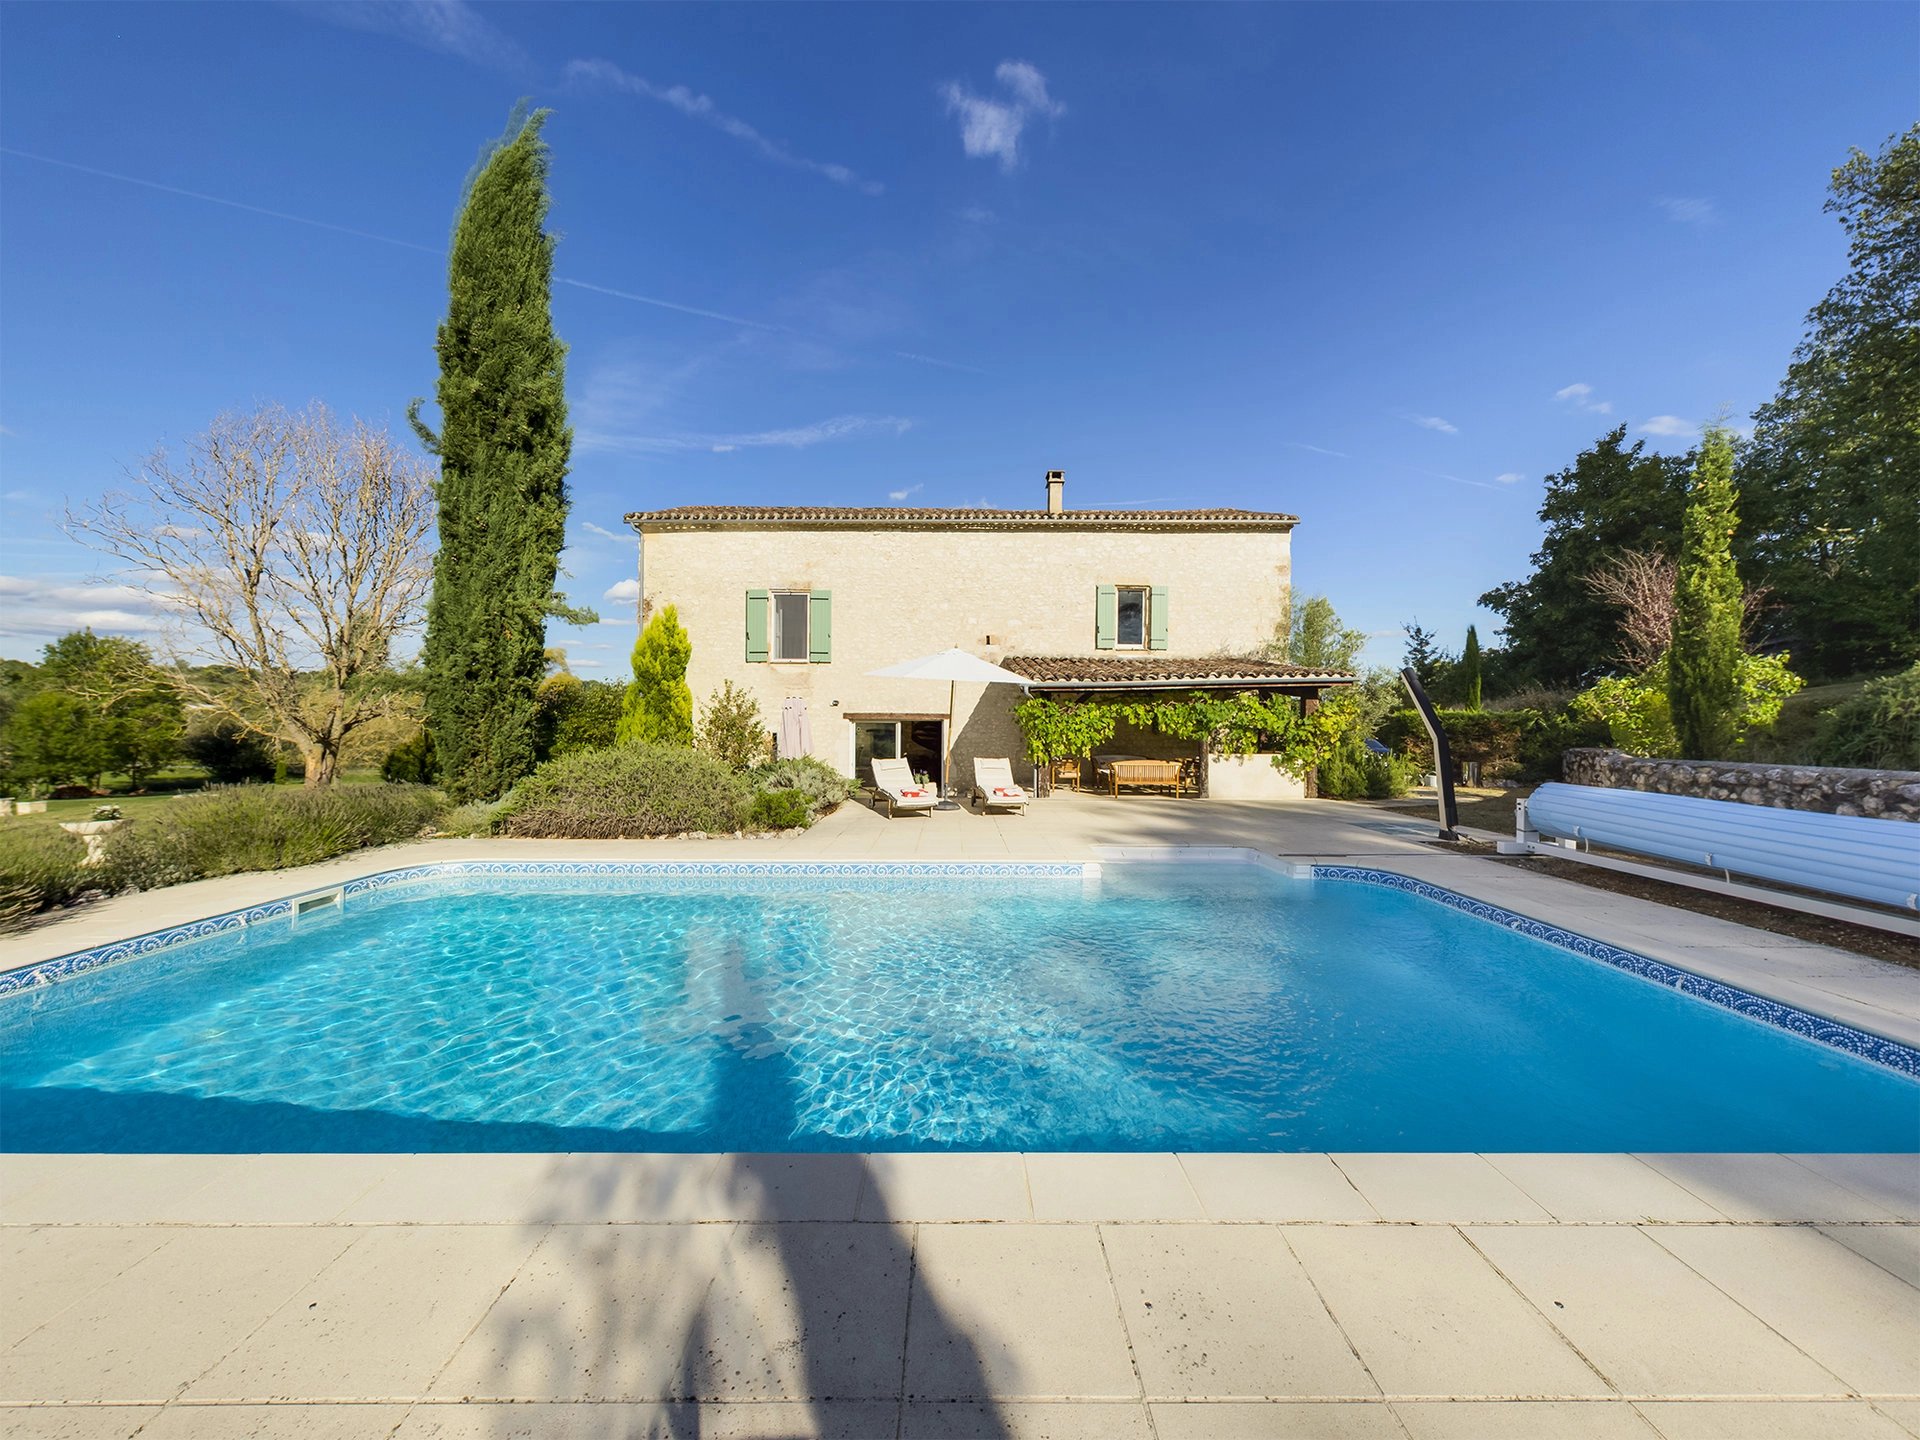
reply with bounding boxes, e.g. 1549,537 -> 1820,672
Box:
1562,748 -> 1920,821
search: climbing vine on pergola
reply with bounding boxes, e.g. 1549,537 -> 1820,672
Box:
1011,690 -> 1357,783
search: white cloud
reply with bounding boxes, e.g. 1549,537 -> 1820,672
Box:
1405,414 -> 1459,435
0,574 -> 173,642
297,0 -> 530,73
887,483 -> 925,502
1554,381 -> 1614,416
942,60 -> 1065,172
1283,442 -> 1349,459
567,59 -> 883,195
1639,415 -> 1698,437
957,206 -> 997,224
580,414 -> 913,457
1656,197 -> 1718,226
1494,472 -> 1526,485
580,520 -> 630,544
602,578 -> 641,604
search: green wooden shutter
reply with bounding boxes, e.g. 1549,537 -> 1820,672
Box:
1148,585 -> 1169,650
809,589 -> 832,663
1095,585 -> 1118,650
745,589 -> 770,662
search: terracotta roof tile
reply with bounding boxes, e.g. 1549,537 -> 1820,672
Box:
624,504 -> 1298,530
1002,655 -> 1354,688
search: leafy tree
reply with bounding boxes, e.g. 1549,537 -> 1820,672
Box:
181,717 -> 277,784
1572,652 -> 1802,759
37,630 -> 153,708
100,694 -> 184,789
1401,621 -> 1444,686
1740,125 -> 1920,680
1669,427 -> 1746,757
1285,596 -> 1367,672
416,108 -> 594,802
1460,625 -> 1483,710
4,692 -> 106,788
618,606 -> 694,747
1479,428 -> 1692,687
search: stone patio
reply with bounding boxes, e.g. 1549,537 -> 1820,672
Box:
2,792 -> 1916,1438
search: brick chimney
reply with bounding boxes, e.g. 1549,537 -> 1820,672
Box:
1045,469 -> 1065,513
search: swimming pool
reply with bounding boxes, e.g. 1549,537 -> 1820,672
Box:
2,860 -> 1915,1152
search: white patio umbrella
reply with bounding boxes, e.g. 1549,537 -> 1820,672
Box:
865,647 -> 1031,799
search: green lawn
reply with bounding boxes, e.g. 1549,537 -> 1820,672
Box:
5,769 -> 386,830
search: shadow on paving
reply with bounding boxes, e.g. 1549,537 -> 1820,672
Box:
468,934 -> 1011,1440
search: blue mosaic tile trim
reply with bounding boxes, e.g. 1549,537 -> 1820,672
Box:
0,860 -> 1094,997
1313,864 -> 1920,1079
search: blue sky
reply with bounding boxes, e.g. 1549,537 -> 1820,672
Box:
2,2 -> 1912,673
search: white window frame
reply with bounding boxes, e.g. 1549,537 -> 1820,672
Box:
1115,585 -> 1151,650
770,589 -> 811,663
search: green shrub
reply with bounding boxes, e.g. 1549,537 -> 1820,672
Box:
535,677 -> 623,760
1810,664 -> 1920,771
1513,711 -> 1611,782
697,681 -> 772,771
104,784 -> 444,889
438,798 -> 508,837
746,756 -> 857,815
747,788 -> 813,830
1379,708 -> 1534,781
0,824 -> 93,930
495,742 -> 749,838
382,729 -> 437,784
1317,733 -> 1416,800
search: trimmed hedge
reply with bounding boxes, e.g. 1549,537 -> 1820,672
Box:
1378,708 -> 1610,784
105,784 -> 445,890
747,789 -> 813,830
495,743 -> 749,838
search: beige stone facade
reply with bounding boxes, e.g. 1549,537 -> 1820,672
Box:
628,496 -> 1303,793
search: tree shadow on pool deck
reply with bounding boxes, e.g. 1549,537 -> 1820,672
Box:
468,936 -> 1012,1440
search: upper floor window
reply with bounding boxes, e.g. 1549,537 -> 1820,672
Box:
1096,583 -> 1168,651
746,588 -> 831,663
1115,586 -> 1149,649
772,590 -> 811,662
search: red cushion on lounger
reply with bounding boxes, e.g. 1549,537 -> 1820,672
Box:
899,787 -> 927,799
993,787 -> 1023,797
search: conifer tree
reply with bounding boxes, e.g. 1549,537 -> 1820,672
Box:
1668,427 -> 1744,758
1461,625 -> 1483,710
617,606 -> 694,747
416,107 -> 592,801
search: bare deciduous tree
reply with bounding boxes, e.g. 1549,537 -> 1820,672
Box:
72,404 -> 435,786
1586,548 -> 1770,672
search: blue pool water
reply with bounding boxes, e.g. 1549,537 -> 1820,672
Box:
2,865 -> 1915,1152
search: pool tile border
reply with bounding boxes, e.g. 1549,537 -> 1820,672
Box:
0,860 -> 1095,997
1314,864 -> 1920,1078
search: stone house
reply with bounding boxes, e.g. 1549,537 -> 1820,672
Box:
623,472 -> 1352,797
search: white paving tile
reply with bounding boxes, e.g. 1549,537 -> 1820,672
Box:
906,1225 -> 1137,1401
0,1227 -> 356,1404
188,1225 -> 541,1401
1637,1154 -> 1899,1221
0,1409 -> 160,1440
1819,1224 -> 1920,1288
1149,1401 -> 1405,1438
1786,1155 -> 1920,1220
859,1153 -> 1031,1222
0,1225 -> 172,1350
138,1404 -> 414,1437
1284,1225 -> 1607,1398
1645,1226 -> 1920,1395
1025,1154 -> 1203,1221
1330,1154 -> 1553,1222
0,1154 -> 245,1225
905,1401 -> 1155,1438
1466,1225 -> 1848,1398
1633,1400 -> 1915,1438
1102,1225 -> 1378,1399
1178,1154 -> 1379,1222
1484,1154 -> 1726,1222
1395,1400 -> 1658,1437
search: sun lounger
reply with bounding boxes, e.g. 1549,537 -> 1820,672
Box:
869,757 -> 939,818
970,757 -> 1030,814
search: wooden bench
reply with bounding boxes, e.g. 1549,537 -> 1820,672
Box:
1103,758 -> 1188,797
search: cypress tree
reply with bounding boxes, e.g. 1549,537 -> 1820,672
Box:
1668,427 -> 1744,758
617,606 -> 695,747
416,107 -> 592,801
1461,625 -> 1483,710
